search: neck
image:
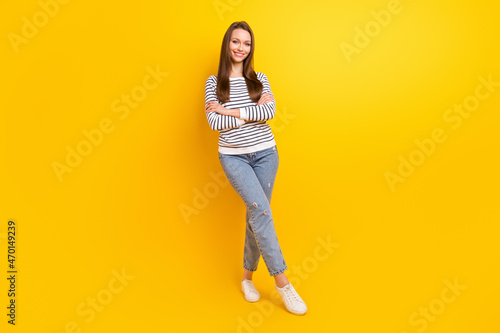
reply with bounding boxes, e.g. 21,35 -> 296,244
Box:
231,62 -> 244,77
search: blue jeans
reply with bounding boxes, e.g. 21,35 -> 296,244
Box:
218,145 -> 288,276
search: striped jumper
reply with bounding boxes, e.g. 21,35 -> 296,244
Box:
205,72 -> 277,154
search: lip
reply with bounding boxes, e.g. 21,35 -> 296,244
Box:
234,52 -> 245,57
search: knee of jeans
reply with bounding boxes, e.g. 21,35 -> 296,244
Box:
250,201 -> 270,216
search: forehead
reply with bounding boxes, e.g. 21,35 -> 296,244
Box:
231,29 -> 251,42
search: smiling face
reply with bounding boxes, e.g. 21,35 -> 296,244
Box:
229,28 -> 251,64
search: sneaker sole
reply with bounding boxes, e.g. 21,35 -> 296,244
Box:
287,307 -> 307,315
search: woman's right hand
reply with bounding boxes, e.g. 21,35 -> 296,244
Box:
257,93 -> 274,105
244,93 -> 274,123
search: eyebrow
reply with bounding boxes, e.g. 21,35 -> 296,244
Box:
232,38 -> 251,42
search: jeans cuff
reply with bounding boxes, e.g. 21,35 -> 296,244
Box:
243,265 -> 258,272
269,265 -> 288,276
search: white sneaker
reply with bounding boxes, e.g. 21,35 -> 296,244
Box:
241,279 -> 260,302
275,282 -> 307,315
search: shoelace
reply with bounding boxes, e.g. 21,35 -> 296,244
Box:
281,284 -> 302,304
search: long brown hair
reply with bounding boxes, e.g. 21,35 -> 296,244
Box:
216,21 -> 263,104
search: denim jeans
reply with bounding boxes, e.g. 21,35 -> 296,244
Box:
218,145 -> 288,276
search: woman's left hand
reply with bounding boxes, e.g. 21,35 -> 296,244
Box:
205,101 -> 228,115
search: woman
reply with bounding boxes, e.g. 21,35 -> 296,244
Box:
204,21 -> 307,315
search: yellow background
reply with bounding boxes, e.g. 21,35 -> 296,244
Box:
1,0 -> 499,332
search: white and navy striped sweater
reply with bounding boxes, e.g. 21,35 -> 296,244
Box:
205,72 -> 277,155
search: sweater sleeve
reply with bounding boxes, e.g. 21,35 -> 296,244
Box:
205,76 -> 245,131
238,73 -> 276,122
